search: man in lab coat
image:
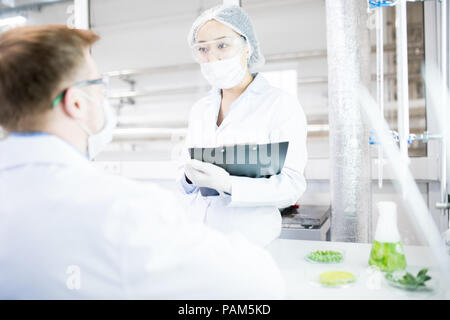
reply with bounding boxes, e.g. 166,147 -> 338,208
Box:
0,25 -> 285,299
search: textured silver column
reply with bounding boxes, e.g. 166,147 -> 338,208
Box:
326,0 -> 372,243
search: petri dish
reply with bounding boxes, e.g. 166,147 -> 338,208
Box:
305,249 -> 345,264
385,269 -> 434,292
319,270 -> 357,288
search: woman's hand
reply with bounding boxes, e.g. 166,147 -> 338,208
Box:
185,159 -> 232,195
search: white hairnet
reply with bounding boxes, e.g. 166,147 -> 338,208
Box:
187,4 -> 265,71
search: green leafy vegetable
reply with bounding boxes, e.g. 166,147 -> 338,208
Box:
307,250 -> 343,263
386,268 -> 432,290
368,240 -> 407,272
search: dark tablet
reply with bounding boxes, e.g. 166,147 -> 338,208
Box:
189,141 -> 289,196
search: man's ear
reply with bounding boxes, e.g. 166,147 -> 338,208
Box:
62,87 -> 87,120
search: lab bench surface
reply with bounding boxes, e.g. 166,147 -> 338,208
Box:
266,239 -> 450,300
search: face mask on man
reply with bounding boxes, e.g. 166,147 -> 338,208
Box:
76,91 -> 117,160
200,54 -> 247,89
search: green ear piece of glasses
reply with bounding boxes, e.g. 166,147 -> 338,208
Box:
52,76 -> 110,108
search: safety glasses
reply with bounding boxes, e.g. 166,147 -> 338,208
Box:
191,36 -> 247,64
52,75 -> 110,108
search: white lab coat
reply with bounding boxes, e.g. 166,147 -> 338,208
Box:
178,73 -> 308,247
0,133 -> 285,299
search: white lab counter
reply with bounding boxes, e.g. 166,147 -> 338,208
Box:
266,239 -> 450,300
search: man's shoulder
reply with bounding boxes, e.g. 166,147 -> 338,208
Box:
76,166 -> 172,200
66,165 -> 185,221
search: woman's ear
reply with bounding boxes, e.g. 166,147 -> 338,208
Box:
245,43 -> 252,63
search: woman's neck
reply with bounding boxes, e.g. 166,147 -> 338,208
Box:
221,71 -> 254,100
216,71 -> 254,127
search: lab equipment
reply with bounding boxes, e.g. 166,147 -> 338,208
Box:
369,202 -> 407,272
187,4 -> 265,70
319,271 -> 356,287
305,250 -> 344,264
358,85 -> 450,289
439,0 -> 448,216
374,3 -> 385,189
268,239 -> 447,299
385,268 -> 432,292
280,205 -> 331,241
368,1 -> 397,9
326,0 -> 372,243
395,0 -> 410,173
369,0 -> 449,216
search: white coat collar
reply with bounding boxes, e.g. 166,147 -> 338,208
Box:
207,73 -> 271,132
0,133 -> 91,171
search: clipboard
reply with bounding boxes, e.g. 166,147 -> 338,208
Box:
189,141 -> 289,196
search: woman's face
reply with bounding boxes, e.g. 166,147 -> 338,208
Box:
196,19 -> 250,69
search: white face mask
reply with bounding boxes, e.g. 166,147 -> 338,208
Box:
200,54 -> 247,89
76,91 -> 117,160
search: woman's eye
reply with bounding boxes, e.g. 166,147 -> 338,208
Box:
198,47 -> 207,53
218,43 -> 228,49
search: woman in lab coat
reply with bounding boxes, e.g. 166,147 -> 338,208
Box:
178,5 -> 308,246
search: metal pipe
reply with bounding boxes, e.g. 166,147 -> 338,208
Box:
104,45 -> 423,80
325,0 -> 372,243
440,0 -> 448,217
222,0 -> 241,6
0,0 -> 71,15
376,6 -> 385,189
109,86 -> 209,100
395,0 -> 410,181
113,128 -> 187,141
105,50 -> 329,78
108,72 -> 426,100
74,0 -> 89,30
